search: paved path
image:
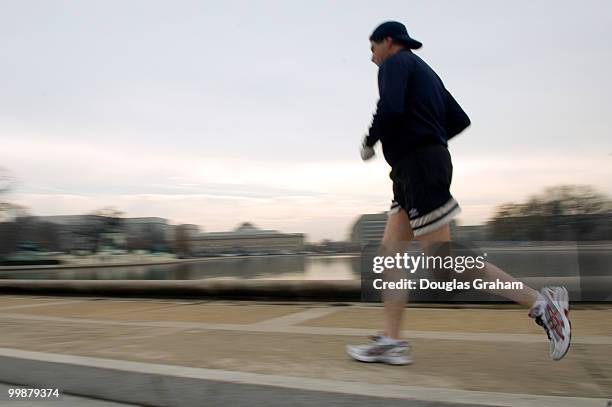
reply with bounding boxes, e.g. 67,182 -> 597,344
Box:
0,295 -> 610,406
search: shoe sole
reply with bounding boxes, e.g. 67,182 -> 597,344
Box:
346,349 -> 413,366
543,287 -> 572,361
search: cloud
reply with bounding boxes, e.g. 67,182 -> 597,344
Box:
3,136 -> 611,240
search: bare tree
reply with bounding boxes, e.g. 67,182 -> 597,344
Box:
173,225 -> 192,257
0,168 -> 27,256
0,221 -> 18,256
0,202 -> 29,223
0,167 -> 24,223
78,207 -> 126,252
0,167 -> 16,195
489,185 -> 612,240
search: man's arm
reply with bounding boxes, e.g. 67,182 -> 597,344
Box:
364,57 -> 411,147
364,101 -> 387,147
445,89 -> 471,139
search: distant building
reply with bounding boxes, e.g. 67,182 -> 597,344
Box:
178,224 -> 201,239
191,222 -> 305,255
32,215 -> 174,252
351,214 -> 493,246
164,223 -> 202,243
34,215 -> 119,251
37,215 -> 91,226
169,224 -> 203,256
123,217 -> 169,238
12,215 -> 308,255
350,213 -> 387,247
122,217 -> 173,251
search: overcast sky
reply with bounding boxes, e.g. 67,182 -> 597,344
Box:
1,0 -> 611,241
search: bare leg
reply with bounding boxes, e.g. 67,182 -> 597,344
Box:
418,224 -> 539,308
380,208 -> 413,339
381,213 -> 540,340
477,262 -> 538,307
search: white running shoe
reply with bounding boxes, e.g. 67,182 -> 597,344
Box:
346,335 -> 412,365
530,286 -> 572,361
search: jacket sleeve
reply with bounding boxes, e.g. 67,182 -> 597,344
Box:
445,89 -> 471,140
365,58 -> 410,147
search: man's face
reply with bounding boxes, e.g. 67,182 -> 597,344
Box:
370,38 -> 393,66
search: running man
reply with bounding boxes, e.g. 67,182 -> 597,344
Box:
347,21 -> 572,365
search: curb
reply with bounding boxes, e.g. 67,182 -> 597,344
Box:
0,277 -> 610,302
0,348 -> 607,407
0,280 -> 361,301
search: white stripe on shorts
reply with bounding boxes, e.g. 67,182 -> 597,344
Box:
388,201 -> 401,215
410,198 -> 460,228
412,205 -> 461,236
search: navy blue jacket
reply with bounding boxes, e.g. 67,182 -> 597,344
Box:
365,49 -> 470,167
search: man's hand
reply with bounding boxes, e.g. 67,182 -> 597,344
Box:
360,138 -> 375,161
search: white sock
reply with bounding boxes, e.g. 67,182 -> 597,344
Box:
529,292 -> 546,317
378,335 -> 403,345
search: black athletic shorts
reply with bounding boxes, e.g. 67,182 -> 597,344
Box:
389,144 -> 461,236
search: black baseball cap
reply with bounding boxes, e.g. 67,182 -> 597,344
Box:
369,21 -> 422,49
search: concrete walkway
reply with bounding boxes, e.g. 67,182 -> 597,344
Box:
0,295 -> 610,406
